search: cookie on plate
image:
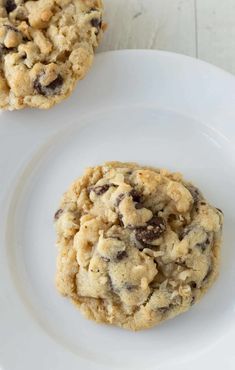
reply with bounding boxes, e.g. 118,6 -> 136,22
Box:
54,162 -> 223,331
0,0 -> 104,110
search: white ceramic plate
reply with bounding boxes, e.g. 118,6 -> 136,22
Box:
1,50 -> 235,370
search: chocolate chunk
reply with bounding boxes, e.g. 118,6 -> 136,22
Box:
54,208 -> 63,220
91,184 -> 110,196
130,189 -> 141,203
5,0 -> 16,13
34,74 -> 63,96
115,193 -> 125,206
90,18 -> 102,28
187,185 -> 202,204
0,43 -> 8,57
135,216 -> 166,244
116,250 -> 128,261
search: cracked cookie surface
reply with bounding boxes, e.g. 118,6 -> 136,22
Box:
0,0 -> 104,110
55,162 -> 223,330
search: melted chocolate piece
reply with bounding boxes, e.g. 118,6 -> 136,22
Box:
54,209 -> 63,220
34,74 -> 63,96
135,216 -> 166,244
5,0 -> 16,13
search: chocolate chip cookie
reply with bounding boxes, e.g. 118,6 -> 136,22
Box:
0,0 -> 104,110
55,162 -> 223,330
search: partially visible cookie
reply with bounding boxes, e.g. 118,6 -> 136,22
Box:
0,0 -> 104,110
54,162 -> 223,331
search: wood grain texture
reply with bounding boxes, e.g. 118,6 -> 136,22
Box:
98,0 -> 196,57
196,0 -> 235,74
98,0 -> 235,75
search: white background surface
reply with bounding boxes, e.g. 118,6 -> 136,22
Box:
98,0 -> 235,75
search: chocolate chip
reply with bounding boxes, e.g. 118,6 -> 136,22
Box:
187,185 -> 202,204
179,225 -> 193,240
3,24 -> 19,33
135,203 -> 144,209
200,202 -> 206,206
159,303 -> 175,313
54,208 -> 63,220
191,296 -> 195,305
20,52 -> 27,60
130,189 -> 144,209
135,216 -> 166,244
116,250 -> 128,261
90,18 -> 102,28
115,193 -> 125,206
118,213 -> 124,227
91,184 -> 110,196
190,281 -> 197,289
130,189 -> 142,203
34,74 -> 63,96
5,0 -> 16,13
196,238 -> 210,252
158,307 -> 168,314
107,274 -> 119,293
23,36 -> 30,42
158,304 -> 173,314
90,268 -> 100,273
124,283 -> 137,291
0,43 -> 8,57
168,214 -> 177,222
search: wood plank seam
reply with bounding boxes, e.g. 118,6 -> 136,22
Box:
194,0 -> 199,58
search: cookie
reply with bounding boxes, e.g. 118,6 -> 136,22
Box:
54,162 -> 223,331
0,0 -> 104,110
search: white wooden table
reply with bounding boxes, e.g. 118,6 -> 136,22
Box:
98,0 -> 235,75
